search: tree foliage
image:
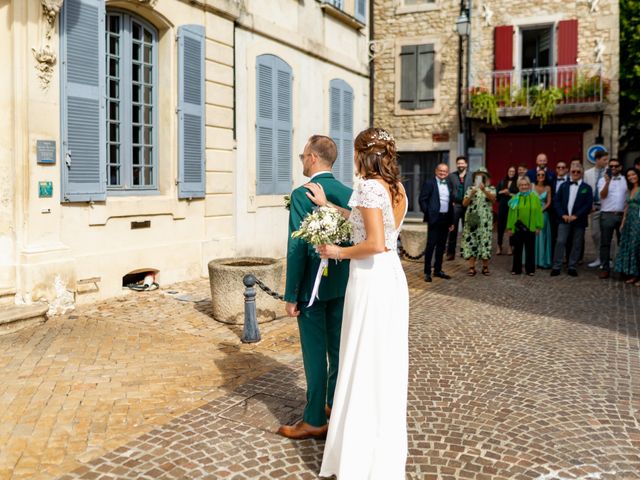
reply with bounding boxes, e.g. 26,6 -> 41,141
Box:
620,0 -> 640,151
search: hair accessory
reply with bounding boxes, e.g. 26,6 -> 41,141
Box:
365,128 -> 395,147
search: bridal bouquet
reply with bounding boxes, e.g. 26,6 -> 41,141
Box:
291,205 -> 351,307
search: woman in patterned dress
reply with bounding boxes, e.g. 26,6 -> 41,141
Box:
461,167 -> 496,276
614,168 -> 640,284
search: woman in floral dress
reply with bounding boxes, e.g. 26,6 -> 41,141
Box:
614,168 -> 640,284
462,167 -> 496,276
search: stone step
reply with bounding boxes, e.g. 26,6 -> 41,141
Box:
0,287 -> 16,305
0,303 -> 49,336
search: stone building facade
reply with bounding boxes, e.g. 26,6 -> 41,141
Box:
0,0 -> 369,307
373,0 -> 619,218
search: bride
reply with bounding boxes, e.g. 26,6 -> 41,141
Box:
304,127 -> 409,479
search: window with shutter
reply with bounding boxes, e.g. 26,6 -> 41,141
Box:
107,11 -> 159,193
329,79 -> 354,186
256,55 -> 292,195
60,0 -> 106,202
399,43 -> 435,111
557,19 -> 578,66
177,25 -> 206,199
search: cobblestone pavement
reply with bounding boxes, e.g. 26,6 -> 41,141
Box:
2,251 -> 640,480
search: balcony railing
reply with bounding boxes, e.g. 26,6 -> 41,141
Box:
476,63 -> 609,108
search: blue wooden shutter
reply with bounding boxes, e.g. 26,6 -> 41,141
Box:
256,55 -> 291,195
177,25 -> 205,199
60,0 -> 106,202
256,55 -> 274,194
275,58 -> 292,194
329,79 -> 354,186
355,0 -> 366,23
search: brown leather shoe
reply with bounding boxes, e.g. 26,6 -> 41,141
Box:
277,421 -> 328,440
599,270 -> 610,279
325,405 -> 332,419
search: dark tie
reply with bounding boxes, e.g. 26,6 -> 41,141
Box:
570,181 -> 578,185
439,180 -> 447,185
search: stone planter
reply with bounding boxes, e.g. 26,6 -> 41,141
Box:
208,257 -> 284,325
399,223 -> 427,261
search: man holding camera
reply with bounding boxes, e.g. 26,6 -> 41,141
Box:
596,158 -> 627,279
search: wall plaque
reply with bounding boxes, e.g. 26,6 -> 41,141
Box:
37,140 -> 56,164
39,181 -> 53,198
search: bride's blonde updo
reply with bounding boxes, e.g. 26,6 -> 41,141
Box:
354,127 -> 402,205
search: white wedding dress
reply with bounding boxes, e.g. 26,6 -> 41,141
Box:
320,179 -> 409,480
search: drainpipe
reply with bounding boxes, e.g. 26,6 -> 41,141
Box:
368,0 -> 374,127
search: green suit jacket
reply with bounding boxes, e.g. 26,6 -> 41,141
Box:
284,173 -> 353,303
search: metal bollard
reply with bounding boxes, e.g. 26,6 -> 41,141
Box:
241,274 -> 261,343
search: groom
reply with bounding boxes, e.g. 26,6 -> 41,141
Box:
279,135 -> 352,440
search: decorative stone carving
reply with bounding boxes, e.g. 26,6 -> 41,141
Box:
41,0 -> 64,39
481,4 -> 493,26
33,1 -> 63,90
32,44 -> 57,90
368,40 -> 391,61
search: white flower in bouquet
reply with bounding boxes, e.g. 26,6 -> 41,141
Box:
291,205 -> 351,307
291,206 -> 351,246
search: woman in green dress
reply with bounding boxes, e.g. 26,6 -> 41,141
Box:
462,167 -> 496,276
614,168 -> 640,284
507,176 -> 544,276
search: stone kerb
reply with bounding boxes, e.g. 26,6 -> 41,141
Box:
208,257 -> 284,324
400,222 -> 427,260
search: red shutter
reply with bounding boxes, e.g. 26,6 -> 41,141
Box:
494,26 -> 514,71
557,19 -> 578,66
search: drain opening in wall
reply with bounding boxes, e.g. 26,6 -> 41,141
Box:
122,269 -> 159,291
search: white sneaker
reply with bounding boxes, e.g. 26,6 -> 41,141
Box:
588,259 -> 601,268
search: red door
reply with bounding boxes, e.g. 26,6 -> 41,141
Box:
485,131 -> 583,180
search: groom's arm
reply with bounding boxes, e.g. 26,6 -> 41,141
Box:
284,188 -> 311,304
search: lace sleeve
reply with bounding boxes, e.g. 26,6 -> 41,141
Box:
348,180 -> 386,209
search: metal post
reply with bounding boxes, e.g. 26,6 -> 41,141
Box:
241,274 -> 261,343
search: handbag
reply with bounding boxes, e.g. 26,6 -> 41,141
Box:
514,219 -> 529,233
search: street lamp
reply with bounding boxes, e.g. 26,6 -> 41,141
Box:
456,12 -> 470,37
456,10 -> 471,156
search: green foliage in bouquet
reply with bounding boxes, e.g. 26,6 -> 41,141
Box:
291,206 -> 351,246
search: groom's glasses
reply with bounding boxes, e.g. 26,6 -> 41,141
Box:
299,153 -> 306,162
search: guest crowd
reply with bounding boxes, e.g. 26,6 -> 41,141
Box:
418,153 -> 640,284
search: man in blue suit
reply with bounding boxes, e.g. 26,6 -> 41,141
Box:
526,152 -> 557,184
419,163 -> 454,282
550,163 -> 593,277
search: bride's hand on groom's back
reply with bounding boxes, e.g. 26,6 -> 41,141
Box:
304,183 -> 327,206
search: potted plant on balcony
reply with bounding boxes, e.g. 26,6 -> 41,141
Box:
469,87 -> 501,126
529,87 -> 563,126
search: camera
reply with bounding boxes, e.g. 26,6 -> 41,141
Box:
606,167 -> 612,178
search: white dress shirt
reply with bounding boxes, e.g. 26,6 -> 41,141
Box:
437,181 -> 450,213
567,179 -> 582,215
597,175 -> 628,213
555,176 -> 568,193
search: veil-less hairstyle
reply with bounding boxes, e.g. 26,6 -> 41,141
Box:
307,135 -> 338,166
354,127 -> 403,205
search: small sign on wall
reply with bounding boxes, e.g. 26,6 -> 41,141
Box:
38,181 -> 53,198
37,140 -> 56,164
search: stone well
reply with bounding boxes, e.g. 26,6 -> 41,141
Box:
208,257 -> 284,324
399,223 -> 427,261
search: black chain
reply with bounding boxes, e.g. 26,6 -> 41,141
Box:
398,244 -> 426,260
254,277 -> 285,301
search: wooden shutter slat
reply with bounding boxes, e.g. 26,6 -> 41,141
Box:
274,58 -> 292,194
61,0 -> 106,202
177,24 -> 205,199
342,87 -> 353,185
329,84 -> 342,182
